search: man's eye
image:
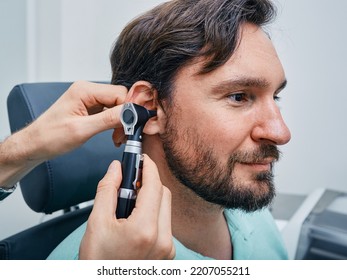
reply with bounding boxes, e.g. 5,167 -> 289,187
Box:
228,93 -> 247,102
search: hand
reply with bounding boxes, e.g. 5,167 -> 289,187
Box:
79,155 -> 175,260
25,81 -> 128,160
0,81 -> 127,187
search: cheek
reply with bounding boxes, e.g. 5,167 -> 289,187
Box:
191,113 -> 252,156
213,124 -> 251,155
170,97 -> 254,155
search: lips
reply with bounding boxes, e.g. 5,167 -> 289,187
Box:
237,158 -> 275,171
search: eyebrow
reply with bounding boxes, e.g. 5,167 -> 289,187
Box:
211,76 -> 287,94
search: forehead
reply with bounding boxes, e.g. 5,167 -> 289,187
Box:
174,23 -> 285,90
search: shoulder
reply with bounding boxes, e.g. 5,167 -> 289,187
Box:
225,208 -> 288,260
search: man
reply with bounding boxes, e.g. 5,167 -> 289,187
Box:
49,0 -> 291,260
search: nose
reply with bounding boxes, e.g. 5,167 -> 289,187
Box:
251,101 -> 291,145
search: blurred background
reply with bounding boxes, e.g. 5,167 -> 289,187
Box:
0,0 -> 346,257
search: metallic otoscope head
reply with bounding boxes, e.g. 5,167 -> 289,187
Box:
120,103 -> 157,136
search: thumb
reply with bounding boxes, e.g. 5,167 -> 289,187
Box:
90,160 -> 122,221
84,105 -> 124,136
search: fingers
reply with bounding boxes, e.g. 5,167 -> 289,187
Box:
67,81 -> 128,137
130,155 -> 175,259
89,160 -> 122,221
83,155 -> 174,260
130,155 -> 163,226
80,160 -> 122,260
112,127 -> 127,147
151,186 -> 175,259
69,81 -> 127,108
85,104 -> 125,134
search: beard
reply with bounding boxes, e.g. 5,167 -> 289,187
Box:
160,109 -> 280,212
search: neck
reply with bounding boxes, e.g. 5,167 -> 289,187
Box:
143,136 -> 232,259
171,183 -> 232,260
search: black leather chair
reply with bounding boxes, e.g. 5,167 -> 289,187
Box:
0,82 -> 124,259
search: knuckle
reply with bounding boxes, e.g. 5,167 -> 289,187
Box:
102,109 -> 117,127
97,178 -> 109,190
157,240 -> 174,258
148,235 -> 175,259
71,80 -> 88,90
68,81 -> 91,99
97,174 -> 115,191
169,247 -> 176,259
132,227 -> 158,249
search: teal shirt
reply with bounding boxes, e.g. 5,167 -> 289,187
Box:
47,208 -> 288,260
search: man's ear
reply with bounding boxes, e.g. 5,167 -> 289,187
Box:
125,81 -> 156,110
125,81 -> 163,135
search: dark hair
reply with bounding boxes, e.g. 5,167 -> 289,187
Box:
110,0 -> 276,102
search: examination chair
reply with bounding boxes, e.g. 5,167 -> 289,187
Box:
0,82 -> 123,260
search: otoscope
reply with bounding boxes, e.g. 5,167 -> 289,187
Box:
116,103 -> 157,219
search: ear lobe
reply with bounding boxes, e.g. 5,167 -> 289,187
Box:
125,81 -> 157,111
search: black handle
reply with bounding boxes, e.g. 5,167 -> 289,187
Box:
116,147 -> 143,219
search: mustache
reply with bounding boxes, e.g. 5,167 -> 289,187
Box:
230,144 -> 281,165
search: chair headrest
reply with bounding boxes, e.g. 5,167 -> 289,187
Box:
7,82 -> 124,213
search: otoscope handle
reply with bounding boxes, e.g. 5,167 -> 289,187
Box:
116,141 -> 143,219
116,103 -> 156,219
120,150 -> 139,189
116,191 -> 136,219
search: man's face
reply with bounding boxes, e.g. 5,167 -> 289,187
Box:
160,23 -> 291,212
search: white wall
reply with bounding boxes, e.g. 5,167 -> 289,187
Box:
0,0 -> 347,240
